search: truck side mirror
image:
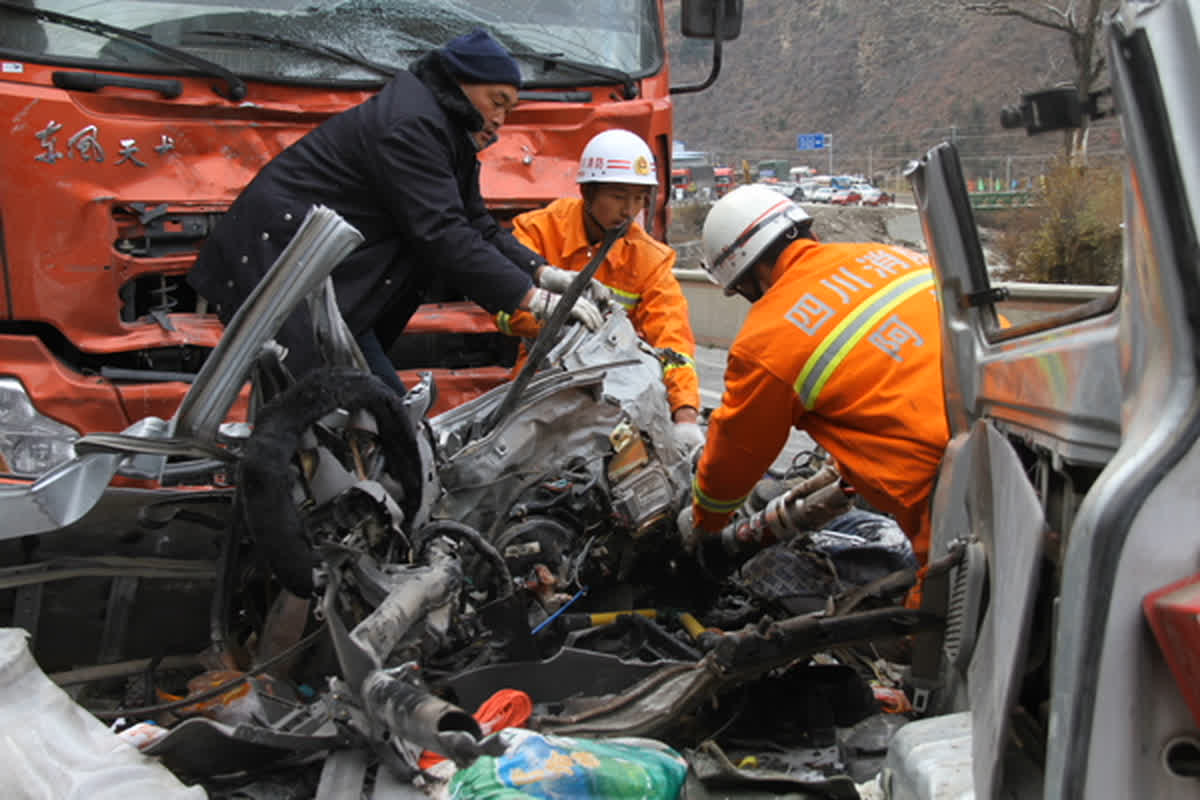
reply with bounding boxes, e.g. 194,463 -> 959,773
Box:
680,0 -> 743,40
672,0 -> 742,95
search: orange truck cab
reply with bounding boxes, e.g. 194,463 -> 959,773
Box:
0,0 -> 741,481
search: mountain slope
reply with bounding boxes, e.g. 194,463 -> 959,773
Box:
665,0 -> 1070,173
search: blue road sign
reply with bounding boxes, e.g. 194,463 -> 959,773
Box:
796,133 -> 827,151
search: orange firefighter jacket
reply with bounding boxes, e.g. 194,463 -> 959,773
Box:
692,238 -> 949,561
498,197 -> 700,414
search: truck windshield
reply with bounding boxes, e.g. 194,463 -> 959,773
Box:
0,0 -> 663,85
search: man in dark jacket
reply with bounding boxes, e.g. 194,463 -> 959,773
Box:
188,28 -> 601,392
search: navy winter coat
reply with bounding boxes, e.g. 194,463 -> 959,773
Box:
188,52 -> 544,374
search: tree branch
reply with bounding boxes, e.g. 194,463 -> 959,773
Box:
959,1 -> 1075,34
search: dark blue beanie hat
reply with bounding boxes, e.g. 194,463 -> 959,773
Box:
439,28 -> 522,87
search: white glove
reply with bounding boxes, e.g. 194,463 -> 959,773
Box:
677,505 -> 700,554
537,266 -> 613,307
526,287 -> 604,331
674,421 -> 706,460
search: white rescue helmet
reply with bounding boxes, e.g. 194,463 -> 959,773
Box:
701,184 -> 812,295
576,129 -> 658,186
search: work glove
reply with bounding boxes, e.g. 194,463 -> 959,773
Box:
526,287 -> 604,331
673,421 -> 706,462
678,503 -> 739,578
676,505 -> 700,555
537,266 -> 613,308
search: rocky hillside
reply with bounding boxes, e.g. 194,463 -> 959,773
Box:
664,0 -> 1072,173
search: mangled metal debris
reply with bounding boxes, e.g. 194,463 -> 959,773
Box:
0,206 -> 938,799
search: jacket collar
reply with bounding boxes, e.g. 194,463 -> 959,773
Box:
558,197 -> 638,259
410,52 -> 485,134
557,198 -> 595,256
774,237 -> 820,283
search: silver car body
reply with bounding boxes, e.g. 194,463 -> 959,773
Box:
886,1 -> 1200,797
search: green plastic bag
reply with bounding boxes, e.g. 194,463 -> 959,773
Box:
449,728 -> 687,799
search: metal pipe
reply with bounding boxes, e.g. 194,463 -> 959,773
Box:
173,205 -> 364,443
481,220 -> 628,436
348,539 -> 462,663
717,464 -> 847,555
310,275 -> 370,373
49,654 -> 204,687
361,669 -> 487,767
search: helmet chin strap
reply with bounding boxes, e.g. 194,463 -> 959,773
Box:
584,202 -> 629,243
732,259 -> 768,302
734,272 -> 765,303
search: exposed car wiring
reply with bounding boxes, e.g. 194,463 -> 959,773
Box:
89,622 -> 330,720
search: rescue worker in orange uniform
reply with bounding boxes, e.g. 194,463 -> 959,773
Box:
496,129 -> 704,450
687,184 -> 949,563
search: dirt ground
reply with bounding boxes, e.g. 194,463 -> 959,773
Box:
807,204 -> 926,248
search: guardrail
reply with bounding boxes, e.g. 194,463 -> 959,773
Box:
969,191 -> 1036,210
994,280 -> 1114,326
673,239 -> 705,265
998,280 -> 1111,304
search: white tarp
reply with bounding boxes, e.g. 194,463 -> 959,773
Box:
0,628 -> 205,800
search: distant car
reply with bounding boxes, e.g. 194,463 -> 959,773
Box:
854,184 -> 893,206
830,187 -> 862,205
808,186 -> 835,203
762,181 -> 805,201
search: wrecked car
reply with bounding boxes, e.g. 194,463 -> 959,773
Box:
21,2 -> 1200,795
0,200 -> 931,798
878,1 -> 1200,798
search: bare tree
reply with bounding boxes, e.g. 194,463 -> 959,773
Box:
958,1 -> 1117,156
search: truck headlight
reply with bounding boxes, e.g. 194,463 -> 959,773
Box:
0,378 -> 79,476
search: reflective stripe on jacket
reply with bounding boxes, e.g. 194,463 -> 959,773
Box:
692,238 -> 949,560
501,198 -> 701,413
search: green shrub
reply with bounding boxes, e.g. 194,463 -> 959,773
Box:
995,160 -> 1123,285
668,200 -> 712,242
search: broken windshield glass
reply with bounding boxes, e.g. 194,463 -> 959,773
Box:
0,0 -> 663,86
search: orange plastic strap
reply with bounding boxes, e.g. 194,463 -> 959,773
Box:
903,563 -> 931,609
418,688 -> 534,769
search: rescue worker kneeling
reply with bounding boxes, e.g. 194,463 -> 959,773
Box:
495,129 -> 704,455
685,184 -> 949,564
